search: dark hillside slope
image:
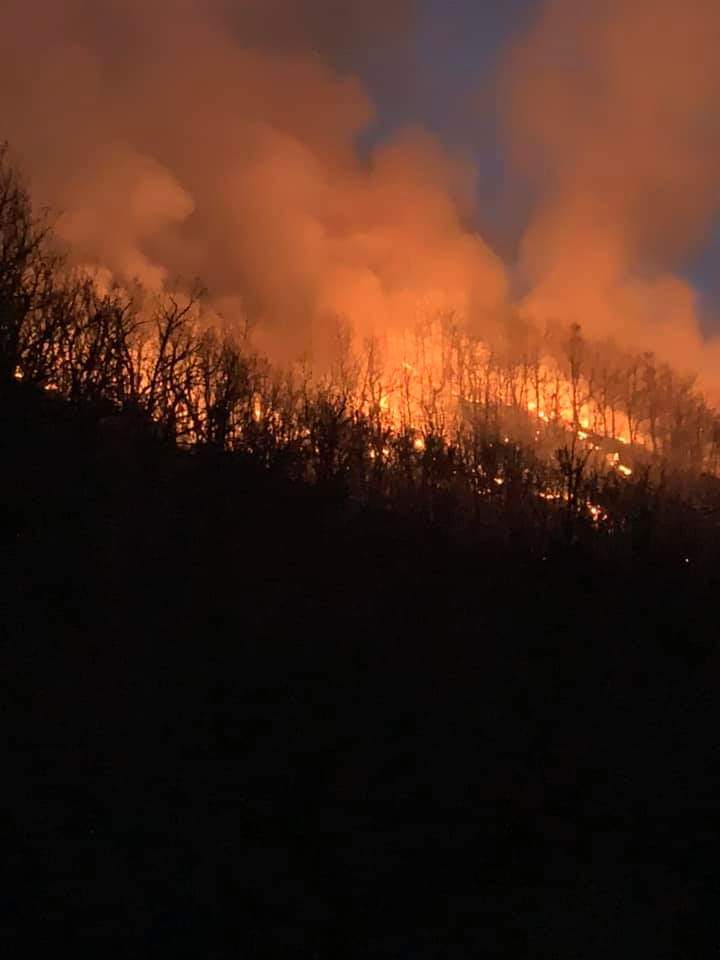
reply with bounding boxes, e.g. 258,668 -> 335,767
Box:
4,380 -> 720,957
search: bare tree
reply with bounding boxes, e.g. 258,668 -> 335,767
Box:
0,143 -> 59,382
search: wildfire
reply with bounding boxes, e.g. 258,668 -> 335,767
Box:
349,316 -> 650,484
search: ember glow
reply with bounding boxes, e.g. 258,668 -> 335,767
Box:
339,315 -> 679,476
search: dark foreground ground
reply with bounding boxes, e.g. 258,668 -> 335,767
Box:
3,383 -> 720,957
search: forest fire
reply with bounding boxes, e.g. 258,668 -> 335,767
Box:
2,0 -> 720,403
3,0 -> 720,524
7,7 -> 720,957
336,314 -> 690,479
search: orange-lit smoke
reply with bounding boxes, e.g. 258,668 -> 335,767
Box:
3,0 -> 720,392
0,0 -> 506,364
504,0 -> 720,389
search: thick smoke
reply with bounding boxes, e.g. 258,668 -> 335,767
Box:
504,0 -> 720,384
3,0 -> 720,385
0,0 -> 507,361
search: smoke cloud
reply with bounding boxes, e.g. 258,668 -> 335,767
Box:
0,0 -> 507,362
2,0 -> 720,384
503,0 -> 720,383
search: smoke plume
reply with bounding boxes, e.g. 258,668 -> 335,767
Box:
0,0 -> 507,362
2,0 -> 720,384
504,0 -> 720,384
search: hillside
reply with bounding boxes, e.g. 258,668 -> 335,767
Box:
4,373 -> 720,957
4,146 -> 720,956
